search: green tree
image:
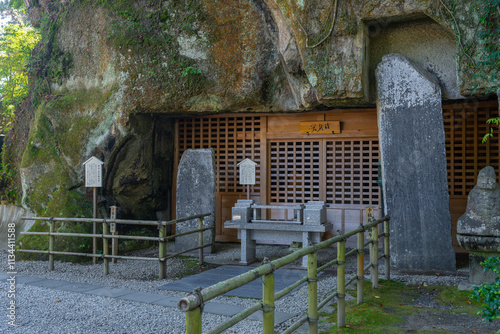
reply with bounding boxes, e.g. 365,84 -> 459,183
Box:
0,1 -> 38,134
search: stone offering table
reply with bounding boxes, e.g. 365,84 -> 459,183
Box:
224,200 -> 332,267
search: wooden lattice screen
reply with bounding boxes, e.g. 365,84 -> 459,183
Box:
269,139 -> 380,205
443,100 -> 500,196
326,140 -> 380,205
269,141 -> 321,203
176,115 -> 261,195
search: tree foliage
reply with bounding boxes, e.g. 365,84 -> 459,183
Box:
471,256 -> 500,323
0,1 -> 39,134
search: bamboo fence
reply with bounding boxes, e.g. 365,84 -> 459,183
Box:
18,212 -> 213,279
178,213 -> 390,334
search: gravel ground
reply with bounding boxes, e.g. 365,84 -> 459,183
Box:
0,243 -> 471,333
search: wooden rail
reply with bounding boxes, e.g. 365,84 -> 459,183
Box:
18,212 -> 213,279
178,213 -> 390,333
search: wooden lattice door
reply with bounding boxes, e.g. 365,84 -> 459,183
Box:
175,115 -> 262,241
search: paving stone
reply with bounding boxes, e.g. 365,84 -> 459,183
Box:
54,282 -> 101,293
150,296 -> 180,308
13,275 -> 45,284
28,278 -> 70,289
117,292 -> 168,304
83,287 -> 135,298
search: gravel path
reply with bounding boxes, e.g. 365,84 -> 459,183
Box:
0,243 -> 470,333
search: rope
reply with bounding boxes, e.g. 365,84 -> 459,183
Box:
261,257 -> 276,273
190,287 -> 204,312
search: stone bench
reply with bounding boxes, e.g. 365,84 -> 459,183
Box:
224,200 -> 333,267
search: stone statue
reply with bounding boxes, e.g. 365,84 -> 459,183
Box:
456,166 -> 500,284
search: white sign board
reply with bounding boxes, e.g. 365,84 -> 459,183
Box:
238,158 -> 257,185
83,156 -> 104,188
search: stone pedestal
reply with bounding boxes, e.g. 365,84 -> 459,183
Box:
377,53 -> 456,271
469,252 -> 500,286
175,149 -> 216,253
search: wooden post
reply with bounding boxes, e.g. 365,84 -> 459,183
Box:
49,218 -> 54,271
198,217 -> 203,267
110,206 -> 118,264
357,225 -> 365,305
384,219 -> 390,280
307,252 -> 318,333
371,225 -> 379,289
262,271 -> 275,334
337,240 -> 346,328
159,221 -> 167,279
185,307 -> 202,334
92,187 -> 97,265
103,220 -> 109,275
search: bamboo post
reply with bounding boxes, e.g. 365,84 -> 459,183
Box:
198,217 -> 203,267
110,206 -> 118,264
262,270 -> 275,334
371,225 -> 379,289
103,220 -> 109,275
307,251 -> 318,333
185,307 -> 202,334
93,187 -> 97,265
49,218 -> 54,271
159,221 -> 167,279
357,225 -> 365,305
384,219 -> 390,280
337,240 -> 346,328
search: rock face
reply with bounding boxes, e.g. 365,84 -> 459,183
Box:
3,0 -> 499,256
377,53 -> 456,271
175,149 -> 216,253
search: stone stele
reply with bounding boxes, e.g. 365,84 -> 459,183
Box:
175,149 -> 216,253
377,53 -> 456,271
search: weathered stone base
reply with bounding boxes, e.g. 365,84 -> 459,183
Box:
469,252 -> 500,286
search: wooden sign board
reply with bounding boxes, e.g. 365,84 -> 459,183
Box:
238,158 -> 257,185
300,121 -> 340,135
83,156 -> 104,188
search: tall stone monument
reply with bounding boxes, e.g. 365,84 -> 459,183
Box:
377,53 -> 456,271
176,149 -> 216,253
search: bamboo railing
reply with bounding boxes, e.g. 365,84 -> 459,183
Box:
18,212 -> 213,279
178,214 -> 390,334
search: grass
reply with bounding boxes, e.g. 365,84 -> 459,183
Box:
318,279 -> 496,334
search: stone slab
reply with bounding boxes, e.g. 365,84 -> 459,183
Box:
54,282 -> 101,293
12,275 -> 45,284
117,291 -> 169,304
28,278 -> 71,289
176,149 -> 216,254
83,287 -> 135,298
158,265 -> 311,299
377,53 -> 456,271
150,296 -> 181,308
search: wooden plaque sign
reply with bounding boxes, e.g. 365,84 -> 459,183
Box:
238,158 -> 257,185
83,156 -> 104,188
300,121 -> 340,135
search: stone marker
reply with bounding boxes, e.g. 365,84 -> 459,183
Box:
457,166 -> 500,284
176,149 -> 216,253
377,53 -> 456,271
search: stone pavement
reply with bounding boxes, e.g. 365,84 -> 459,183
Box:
159,265 -> 311,298
0,269 -> 296,325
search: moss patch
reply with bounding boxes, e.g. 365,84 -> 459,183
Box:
320,279 -> 494,333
